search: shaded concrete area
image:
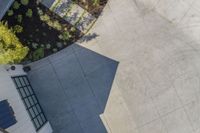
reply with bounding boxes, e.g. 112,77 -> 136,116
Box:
27,44 -> 118,133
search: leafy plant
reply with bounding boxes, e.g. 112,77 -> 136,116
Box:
92,0 -> 100,6
32,48 -> 44,61
0,22 -> 28,64
52,48 -> 57,52
37,7 -> 44,15
40,14 -> 50,21
13,25 -> 23,33
53,20 -> 62,31
26,9 -> 33,18
7,10 -> 14,16
20,0 -> 29,5
58,32 -> 71,41
32,43 -> 38,49
17,14 -> 23,23
40,13 -> 63,31
46,44 -> 51,49
13,1 -> 21,10
70,27 -> 76,32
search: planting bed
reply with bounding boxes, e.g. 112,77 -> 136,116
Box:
3,0 -> 82,63
2,0 -> 108,63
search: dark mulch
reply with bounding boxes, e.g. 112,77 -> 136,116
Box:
2,0 -> 82,63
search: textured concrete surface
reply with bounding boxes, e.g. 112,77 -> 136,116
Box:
28,44 -> 118,133
28,0 -> 200,133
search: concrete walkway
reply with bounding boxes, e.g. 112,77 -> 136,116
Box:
29,0 -> 200,133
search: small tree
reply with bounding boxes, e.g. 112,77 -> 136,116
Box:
0,22 -> 29,64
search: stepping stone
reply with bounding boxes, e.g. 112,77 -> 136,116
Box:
40,0 -> 96,33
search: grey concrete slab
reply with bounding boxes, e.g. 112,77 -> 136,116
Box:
80,116 -> 107,133
74,47 -> 113,75
86,61 -> 119,110
49,52 -> 84,87
28,65 -> 72,117
28,44 -> 118,133
48,111 -> 82,133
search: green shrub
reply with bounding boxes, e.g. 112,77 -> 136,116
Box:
13,25 -> 23,33
17,14 -> 23,23
70,27 -> 76,32
58,32 -> 71,41
33,48 -> 44,61
13,1 -> 21,10
37,8 -> 43,15
52,48 -> 57,52
26,9 -> 33,18
53,20 -> 62,31
46,44 -> 51,49
0,22 -> 28,64
32,43 -> 38,49
92,0 -> 100,6
40,14 -> 50,21
20,0 -> 29,5
7,10 -> 14,16
40,14 -> 63,31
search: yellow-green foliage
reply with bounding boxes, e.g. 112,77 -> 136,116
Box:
13,25 -> 23,33
40,14 -> 62,31
0,22 -> 29,64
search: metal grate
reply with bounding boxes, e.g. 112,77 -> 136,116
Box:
12,75 -> 47,131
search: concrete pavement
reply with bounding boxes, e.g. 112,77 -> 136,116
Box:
75,0 -> 200,132
28,0 -> 200,133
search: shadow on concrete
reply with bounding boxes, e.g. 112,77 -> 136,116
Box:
27,44 -> 118,133
79,33 -> 99,43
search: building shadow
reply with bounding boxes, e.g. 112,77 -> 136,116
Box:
27,44 -> 119,133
